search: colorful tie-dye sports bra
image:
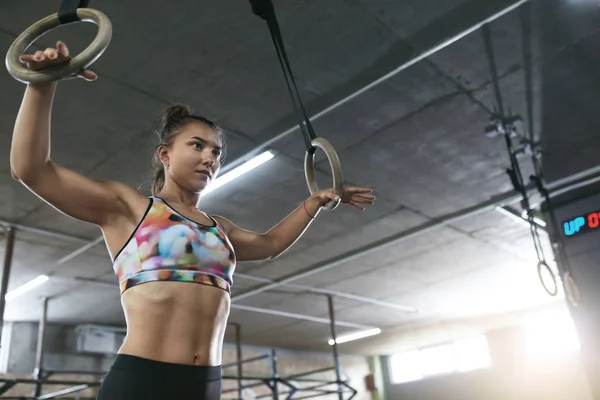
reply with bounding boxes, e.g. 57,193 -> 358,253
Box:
112,196 -> 236,295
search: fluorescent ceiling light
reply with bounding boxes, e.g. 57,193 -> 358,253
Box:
328,328 -> 382,345
495,206 -> 547,228
202,150 -> 275,196
520,210 -> 547,227
5,275 -> 49,301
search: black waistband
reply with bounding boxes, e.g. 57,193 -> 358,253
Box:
111,354 -> 222,382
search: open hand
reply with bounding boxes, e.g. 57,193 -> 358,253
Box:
340,186 -> 375,210
312,186 -> 375,211
18,40 -> 97,81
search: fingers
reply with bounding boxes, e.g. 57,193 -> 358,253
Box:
351,199 -> 373,205
330,186 -> 374,211
354,198 -> 374,205
343,191 -> 375,202
15,41 -> 96,81
345,192 -> 375,207
18,51 -> 46,64
18,54 -> 36,63
56,41 -> 69,58
349,201 -> 365,211
43,47 -> 58,60
19,51 -> 46,70
327,192 -> 341,202
18,41 -> 70,65
346,187 -> 373,194
78,69 -> 98,81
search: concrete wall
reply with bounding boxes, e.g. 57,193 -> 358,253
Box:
0,321 -> 371,399
381,324 -> 593,400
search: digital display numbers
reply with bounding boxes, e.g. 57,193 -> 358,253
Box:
563,210 -> 600,237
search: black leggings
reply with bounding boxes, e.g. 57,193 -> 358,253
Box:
97,354 -> 222,400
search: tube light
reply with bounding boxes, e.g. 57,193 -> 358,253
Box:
202,151 -> 275,196
328,328 -> 382,345
5,275 -> 49,301
520,210 -> 547,227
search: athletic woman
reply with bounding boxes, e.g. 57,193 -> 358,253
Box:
10,41 -> 375,399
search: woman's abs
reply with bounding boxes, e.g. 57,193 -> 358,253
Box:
119,281 -> 230,366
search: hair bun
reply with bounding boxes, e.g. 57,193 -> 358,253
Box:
161,104 -> 192,129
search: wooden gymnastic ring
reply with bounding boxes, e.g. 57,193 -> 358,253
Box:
304,137 -> 344,211
5,9 -> 112,83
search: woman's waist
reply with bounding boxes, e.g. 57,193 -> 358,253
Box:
110,353 -> 222,380
118,337 -> 223,366
121,282 -> 229,359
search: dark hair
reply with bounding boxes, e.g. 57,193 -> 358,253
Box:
151,104 -> 226,195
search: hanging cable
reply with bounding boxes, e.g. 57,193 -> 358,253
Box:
58,0 -> 90,24
249,0 -> 318,154
482,23 -> 557,296
518,3 -> 578,303
248,0 -> 344,208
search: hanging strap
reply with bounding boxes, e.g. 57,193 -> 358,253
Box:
249,0 -> 317,154
58,0 -> 90,24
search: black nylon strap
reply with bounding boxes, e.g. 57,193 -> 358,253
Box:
58,0 -> 89,24
250,0 -> 317,153
250,0 -> 273,20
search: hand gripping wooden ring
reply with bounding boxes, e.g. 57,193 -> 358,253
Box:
5,9 -> 112,84
304,137 -> 344,211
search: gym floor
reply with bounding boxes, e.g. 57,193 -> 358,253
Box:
1,0 -> 599,399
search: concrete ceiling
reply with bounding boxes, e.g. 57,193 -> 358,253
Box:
1,0 -> 599,355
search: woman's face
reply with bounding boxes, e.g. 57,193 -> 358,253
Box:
160,122 -> 223,193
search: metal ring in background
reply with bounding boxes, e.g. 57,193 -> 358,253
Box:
537,261 -> 558,297
304,137 -> 344,211
5,9 -> 112,84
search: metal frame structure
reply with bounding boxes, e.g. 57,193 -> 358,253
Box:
0,295 -> 356,400
0,295 -> 103,399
